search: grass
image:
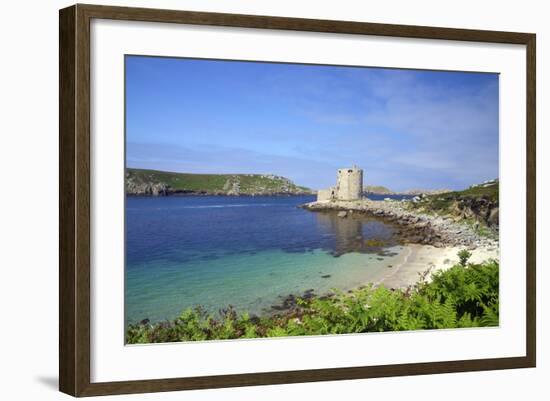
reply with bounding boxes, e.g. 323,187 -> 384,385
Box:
126,255 -> 499,344
126,168 -> 311,194
127,169 -> 227,191
415,181 -> 498,214
405,181 -> 499,236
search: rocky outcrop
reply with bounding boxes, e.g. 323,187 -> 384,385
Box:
337,211 -> 348,218
447,197 -> 499,229
126,179 -> 169,196
487,207 -> 499,228
223,177 -> 241,196
406,179 -> 499,230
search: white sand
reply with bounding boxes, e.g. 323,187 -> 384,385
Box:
376,244 -> 499,289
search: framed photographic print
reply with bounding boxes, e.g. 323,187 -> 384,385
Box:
59,4 -> 536,397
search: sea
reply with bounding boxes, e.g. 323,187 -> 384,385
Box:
125,194 -> 415,325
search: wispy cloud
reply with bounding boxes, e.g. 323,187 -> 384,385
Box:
126,57 -> 499,192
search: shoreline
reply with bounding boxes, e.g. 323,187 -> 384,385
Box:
126,242 -> 500,343
266,199 -> 499,313
127,197 -> 500,325
374,243 -> 499,290
300,199 -> 498,249
268,242 -> 499,314
126,242 -> 500,327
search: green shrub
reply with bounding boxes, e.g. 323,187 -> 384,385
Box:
458,249 -> 472,266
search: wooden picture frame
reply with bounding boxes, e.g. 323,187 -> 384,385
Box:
59,3 -> 536,397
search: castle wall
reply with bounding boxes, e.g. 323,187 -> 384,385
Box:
335,168 -> 363,200
317,187 -> 335,201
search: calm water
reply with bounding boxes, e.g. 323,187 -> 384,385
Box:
125,195 -> 411,325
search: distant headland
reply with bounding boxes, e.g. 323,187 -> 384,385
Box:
125,168 -> 314,196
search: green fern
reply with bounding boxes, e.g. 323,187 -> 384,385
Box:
126,260 -> 500,343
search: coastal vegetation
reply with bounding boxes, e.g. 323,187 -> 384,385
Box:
406,179 -> 499,233
126,168 -> 313,196
126,254 -> 499,344
365,185 -> 452,196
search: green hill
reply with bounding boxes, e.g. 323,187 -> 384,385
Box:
365,185 -> 394,195
126,168 -> 313,196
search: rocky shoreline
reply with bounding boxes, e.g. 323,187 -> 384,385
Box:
300,199 -> 498,249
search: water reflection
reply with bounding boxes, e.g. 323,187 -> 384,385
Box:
314,212 -> 397,256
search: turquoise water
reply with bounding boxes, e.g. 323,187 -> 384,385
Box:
125,196 -> 407,325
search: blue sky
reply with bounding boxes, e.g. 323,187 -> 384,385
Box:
126,56 -> 499,191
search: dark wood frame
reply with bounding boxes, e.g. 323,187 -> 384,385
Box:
59,3 -> 536,397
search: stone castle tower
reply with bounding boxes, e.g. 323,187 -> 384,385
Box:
317,166 -> 363,201
336,166 -> 363,200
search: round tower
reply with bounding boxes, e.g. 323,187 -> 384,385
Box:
335,166 -> 363,200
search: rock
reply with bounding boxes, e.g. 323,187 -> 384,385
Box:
150,183 -> 168,196
488,207 -> 499,228
337,211 -> 348,218
126,178 -> 169,196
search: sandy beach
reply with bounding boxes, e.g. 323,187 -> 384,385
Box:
376,243 -> 499,289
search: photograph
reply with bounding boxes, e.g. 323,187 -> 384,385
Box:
124,55 -> 500,344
